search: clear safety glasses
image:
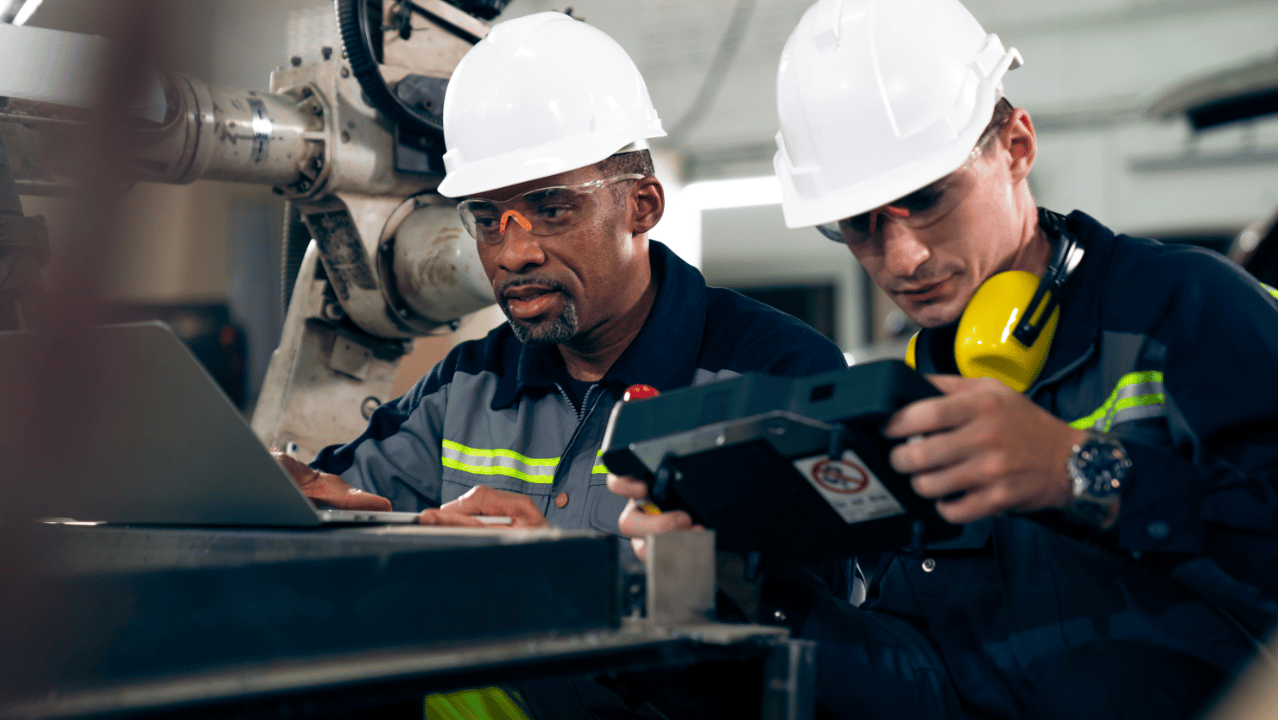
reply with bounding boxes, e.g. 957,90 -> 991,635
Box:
816,128 -> 1000,244
457,174 -> 645,244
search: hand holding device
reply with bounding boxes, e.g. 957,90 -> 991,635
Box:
609,382 -> 705,560
884,374 -> 1085,524
609,472 -> 699,561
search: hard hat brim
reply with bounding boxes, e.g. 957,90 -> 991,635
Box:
437,126 -> 664,198
776,125 -> 983,229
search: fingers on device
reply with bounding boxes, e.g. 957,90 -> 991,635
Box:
601,360 -> 963,571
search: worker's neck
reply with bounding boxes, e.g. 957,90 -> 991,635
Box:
1007,198 -> 1053,277
557,275 -> 658,384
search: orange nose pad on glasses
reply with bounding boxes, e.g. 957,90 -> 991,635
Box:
867,205 -> 912,234
500,210 -> 534,235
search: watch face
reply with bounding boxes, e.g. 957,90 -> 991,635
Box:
1077,441 -> 1128,498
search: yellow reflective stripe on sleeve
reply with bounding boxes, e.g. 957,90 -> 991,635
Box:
1110,399 -> 1167,426
1264,283 -> 1278,301
1068,371 -> 1166,432
593,448 -> 609,475
440,439 -> 558,484
424,686 -> 531,720
1069,408 -> 1109,432
1114,393 -> 1164,412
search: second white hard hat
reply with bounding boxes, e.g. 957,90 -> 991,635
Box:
774,0 -> 1022,229
437,12 -> 666,198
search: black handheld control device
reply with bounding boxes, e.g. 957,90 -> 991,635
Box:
601,360 -> 963,570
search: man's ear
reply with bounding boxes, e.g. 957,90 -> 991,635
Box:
1002,108 -> 1037,183
631,177 -> 665,235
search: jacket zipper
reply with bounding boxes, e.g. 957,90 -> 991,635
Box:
555,381 -> 597,422
552,382 -> 603,485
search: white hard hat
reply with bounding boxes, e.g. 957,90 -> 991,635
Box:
773,0 -> 1023,229
437,12 -> 666,198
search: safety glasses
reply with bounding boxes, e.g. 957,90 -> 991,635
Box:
457,174 -> 645,244
816,128 -> 999,244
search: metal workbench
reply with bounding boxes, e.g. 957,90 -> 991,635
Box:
0,524 -> 812,719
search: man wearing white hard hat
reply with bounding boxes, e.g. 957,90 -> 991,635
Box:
296,10 -> 844,528
610,0 -> 1278,717
279,12 -> 849,717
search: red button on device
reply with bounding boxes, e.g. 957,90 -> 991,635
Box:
623,384 -> 660,402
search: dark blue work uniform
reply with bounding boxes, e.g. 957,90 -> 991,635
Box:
764,212 -> 1278,720
315,240 -> 847,538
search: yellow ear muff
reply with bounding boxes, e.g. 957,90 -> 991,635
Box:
953,270 -> 1059,393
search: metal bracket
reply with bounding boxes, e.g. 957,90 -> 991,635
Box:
643,530 -> 716,626
760,639 -> 816,720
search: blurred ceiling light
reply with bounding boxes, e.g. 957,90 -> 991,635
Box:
683,174 -> 781,211
11,0 -> 42,26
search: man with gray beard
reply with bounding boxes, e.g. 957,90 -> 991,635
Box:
277,11 -> 846,550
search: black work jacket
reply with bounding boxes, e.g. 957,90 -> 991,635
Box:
864,211 -> 1278,714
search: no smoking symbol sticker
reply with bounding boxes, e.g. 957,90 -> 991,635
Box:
811,458 -> 870,494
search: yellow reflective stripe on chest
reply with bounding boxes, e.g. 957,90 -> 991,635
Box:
593,448 -> 609,475
425,686 -> 530,720
1068,370 -> 1166,432
440,439 -> 558,484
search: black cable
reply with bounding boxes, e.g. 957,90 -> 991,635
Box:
280,201 -> 311,318
663,0 -> 757,148
334,0 -> 442,136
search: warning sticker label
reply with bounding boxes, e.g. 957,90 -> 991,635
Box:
793,449 -> 906,524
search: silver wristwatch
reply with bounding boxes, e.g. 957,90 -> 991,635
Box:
1064,431 -> 1131,526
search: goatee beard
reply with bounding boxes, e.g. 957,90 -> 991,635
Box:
503,296 -> 579,346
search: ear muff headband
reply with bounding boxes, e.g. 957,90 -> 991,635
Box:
1012,208 -> 1084,346
906,208 -> 1083,392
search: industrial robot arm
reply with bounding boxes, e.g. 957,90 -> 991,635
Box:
0,0 -> 511,459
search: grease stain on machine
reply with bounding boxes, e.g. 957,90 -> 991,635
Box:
309,211 -> 378,300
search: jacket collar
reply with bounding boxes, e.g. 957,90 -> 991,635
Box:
491,240 -> 708,410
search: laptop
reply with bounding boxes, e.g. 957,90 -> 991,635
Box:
0,322 -> 422,527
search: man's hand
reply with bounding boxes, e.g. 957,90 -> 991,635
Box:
418,485 -> 550,529
884,374 -> 1086,524
607,473 -> 700,561
271,451 -> 393,511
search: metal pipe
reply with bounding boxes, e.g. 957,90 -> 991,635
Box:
126,74 -> 327,194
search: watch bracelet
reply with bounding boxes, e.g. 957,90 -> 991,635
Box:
1064,431 -> 1129,527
